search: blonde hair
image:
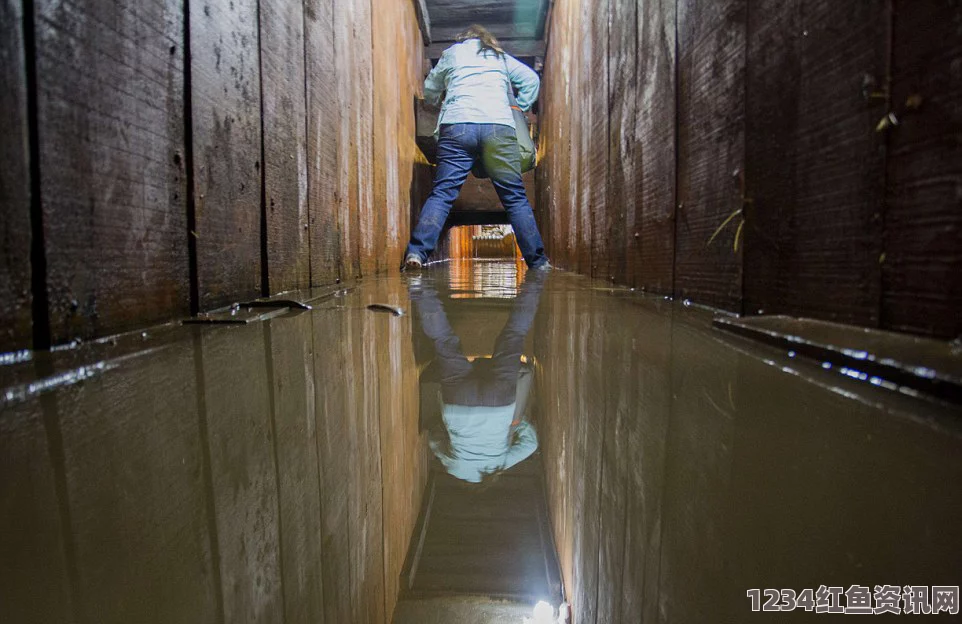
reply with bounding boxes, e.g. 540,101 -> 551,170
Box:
456,24 -> 505,58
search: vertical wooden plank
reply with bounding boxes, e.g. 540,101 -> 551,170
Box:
58,340 -> 218,624
265,316 -> 325,624
199,325 -> 282,623
259,0 -> 310,293
785,0 -> 887,324
190,0 -> 262,309
883,0 -> 962,338
36,0 -> 189,341
305,0 -> 342,285
606,0 -> 636,287
574,0 -> 593,275
354,0 -> 377,278
673,0 -> 746,310
0,402 -> 73,623
587,0 -> 609,281
333,0 -> 360,280
635,0 -> 678,294
371,0 -> 393,273
742,0 -> 801,317
0,0 -> 33,350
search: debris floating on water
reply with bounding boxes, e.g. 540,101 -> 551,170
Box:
367,303 -> 405,316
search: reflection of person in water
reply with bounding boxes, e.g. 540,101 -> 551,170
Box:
411,272 -> 545,484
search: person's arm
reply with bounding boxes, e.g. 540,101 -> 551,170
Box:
504,54 -> 540,112
423,51 -> 452,107
502,421 -> 539,471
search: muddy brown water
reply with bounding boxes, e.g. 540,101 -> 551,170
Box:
1,260 -> 960,624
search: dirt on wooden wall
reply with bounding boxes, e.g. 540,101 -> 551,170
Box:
1,0 -> 425,350
537,0 -> 962,339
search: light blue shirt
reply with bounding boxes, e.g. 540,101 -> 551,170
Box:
424,39 -> 541,130
431,402 -> 539,483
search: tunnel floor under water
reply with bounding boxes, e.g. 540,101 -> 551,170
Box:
1,260 -> 960,623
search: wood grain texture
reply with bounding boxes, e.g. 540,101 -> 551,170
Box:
883,0 -> 962,338
635,0 -> 677,294
673,0 -> 746,310
744,0 -> 887,325
305,0 -> 342,285
353,0 -> 377,278
0,0 -> 33,351
605,0 -> 636,287
259,0 -> 310,293
742,0 -> 802,317
586,0 -> 609,281
785,0 -> 886,325
35,0 -> 189,342
190,0 -> 262,310
333,0 -> 360,279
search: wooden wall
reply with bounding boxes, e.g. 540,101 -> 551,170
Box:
536,0 -> 962,339
0,0 -> 425,351
0,280 -> 428,624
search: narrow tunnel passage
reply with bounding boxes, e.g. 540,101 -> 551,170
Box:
2,0 -> 961,622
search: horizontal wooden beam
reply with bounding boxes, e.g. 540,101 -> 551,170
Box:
426,39 -> 546,60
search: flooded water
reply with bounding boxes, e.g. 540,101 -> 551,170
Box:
1,260 -> 960,624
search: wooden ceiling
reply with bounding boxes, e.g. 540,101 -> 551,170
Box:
420,0 -> 550,61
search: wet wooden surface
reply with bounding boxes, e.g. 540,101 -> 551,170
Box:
674,0 -> 747,310
304,0 -> 341,285
0,0 -> 33,351
4,0 -> 423,349
259,0 -> 311,293
36,0 -> 190,342
882,0 -> 962,338
635,0 -> 677,294
189,0 -> 263,310
538,0 -> 958,337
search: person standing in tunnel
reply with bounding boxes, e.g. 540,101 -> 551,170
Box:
404,25 -> 550,270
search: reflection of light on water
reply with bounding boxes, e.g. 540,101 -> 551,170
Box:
449,258 -> 527,299
525,600 -> 568,624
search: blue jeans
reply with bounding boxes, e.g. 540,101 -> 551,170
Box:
406,123 -> 549,268
410,271 -> 545,406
